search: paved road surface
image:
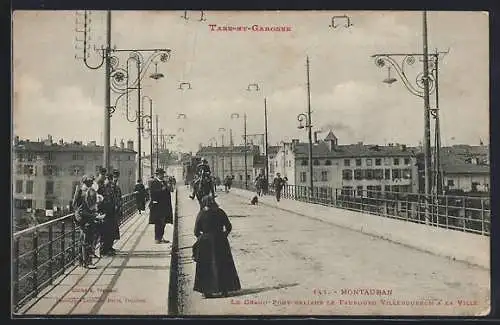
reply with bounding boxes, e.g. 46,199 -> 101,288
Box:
175,187 -> 489,316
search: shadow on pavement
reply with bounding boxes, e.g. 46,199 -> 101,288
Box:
226,282 -> 300,297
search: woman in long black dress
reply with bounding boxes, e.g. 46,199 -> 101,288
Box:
193,195 -> 241,298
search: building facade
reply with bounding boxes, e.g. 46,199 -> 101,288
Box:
268,131 -> 419,195
13,135 -> 137,214
196,145 -> 261,184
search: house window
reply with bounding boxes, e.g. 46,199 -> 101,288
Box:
341,186 -> 353,196
342,169 -> 352,180
43,165 -> 56,176
402,169 -> 412,179
300,172 -> 307,183
355,159 -> 362,166
301,159 -> 308,166
384,157 -> 391,166
17,153 -> 25,162
366,159 -> 372,166
357,185 -> 363,196
384,185 -> 391,192
344,159 -> 351,167
27,152 -> 35,162
375,158 -> 382,166
321,171 -> 328,181
45,200 -> 54,210
366,169 -> 374,180
15,180 -> 23,194
354,169 -> 363,180
393,158 -> 400,165
288,160 -> 292,167
404,158 -> 410,165
325,160 -> 332,166
24,165 -> 35,175
447,179 -> 454,187
313,160 -> 320,166
239,175 -> 243,181
46,181 -> 54,195
247,174 -> 251,180
385,169 -> 391,180
26,180 -> 34,194
374,169 -> 383,180
392,169 -> 401,180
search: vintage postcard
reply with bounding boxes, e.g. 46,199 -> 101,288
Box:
12,10 -> 490,317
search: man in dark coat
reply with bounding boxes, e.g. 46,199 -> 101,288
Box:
98,173 -> 116,256
149,168 -> 173,244
134,179 -> 147,213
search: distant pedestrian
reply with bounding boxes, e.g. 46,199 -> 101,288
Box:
134,179 -> 147,214
272,173 -> 285,202
193,195 -> 241,298
149,168 -> 173,244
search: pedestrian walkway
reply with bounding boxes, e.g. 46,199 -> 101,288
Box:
17,192 -> 176,315
229,188 -> 489,269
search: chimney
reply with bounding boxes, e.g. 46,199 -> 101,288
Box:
59,139 -> 64,145
127,140 -> 134,150
14,136 -> 19,145
120,139 -> 125,149
48,134 -> 53,144
88,141 -> 96,146
313,132 -> 319,144
114,139 -> 118,147
357,141 -> 363,146
401,144 -> 407,151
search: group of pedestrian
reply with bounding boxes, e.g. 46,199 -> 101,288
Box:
223,175 -> 234,192
272,173 -> 288,202
72,168 -> 122,269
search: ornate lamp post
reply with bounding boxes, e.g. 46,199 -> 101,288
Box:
231,112 -> 248,189
109,49 -> 170,181
371,11 -> 447,224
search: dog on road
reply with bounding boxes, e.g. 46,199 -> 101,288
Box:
250,195 -> 259,205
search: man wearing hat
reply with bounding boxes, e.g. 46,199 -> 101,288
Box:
110,169 -> 122,248
149,168 -> 173,244
98,172 -> 117,256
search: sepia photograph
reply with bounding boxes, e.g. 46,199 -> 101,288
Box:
12,10 -> 490,317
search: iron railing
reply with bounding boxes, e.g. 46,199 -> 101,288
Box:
231,182 -> 491,236
12,192 -> 139,313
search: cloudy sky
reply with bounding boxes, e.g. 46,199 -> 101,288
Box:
13,10 -> 489,153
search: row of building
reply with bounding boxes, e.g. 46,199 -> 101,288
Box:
12,135 -> 137,215
195,131 -> 490,196
12,131 -> 490,218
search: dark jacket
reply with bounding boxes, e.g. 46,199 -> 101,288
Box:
149,178 -> 173,225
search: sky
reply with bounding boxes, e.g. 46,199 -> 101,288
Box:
12,10 -> 489,153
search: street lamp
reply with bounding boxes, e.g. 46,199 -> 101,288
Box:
371,11 -> 447,224
247,83 -> 269,183
109,49 -> 170,181
231,112 -> 248,189
296,56 -> 315,200
297,113 -> 314,199
140,95 -> 154,178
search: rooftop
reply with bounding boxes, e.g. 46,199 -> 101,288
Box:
292,141 -> 418,159
197,145 -> 261,155
13,140 -> 136,154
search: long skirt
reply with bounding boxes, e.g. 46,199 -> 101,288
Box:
193,233 -> 241,295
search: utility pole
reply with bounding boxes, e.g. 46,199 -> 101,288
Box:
230,128 -> 233,177
422,11 -> 432,225
104,11 -> 111,171
136,59 -> 142,181
306,56 -> 314,199
244,113 -> 248,189
264,97 -> 269,182
155,114 -> 159,170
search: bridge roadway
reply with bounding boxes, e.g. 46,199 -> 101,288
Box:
18,187 -> 489,316
176,187 -> 489,316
